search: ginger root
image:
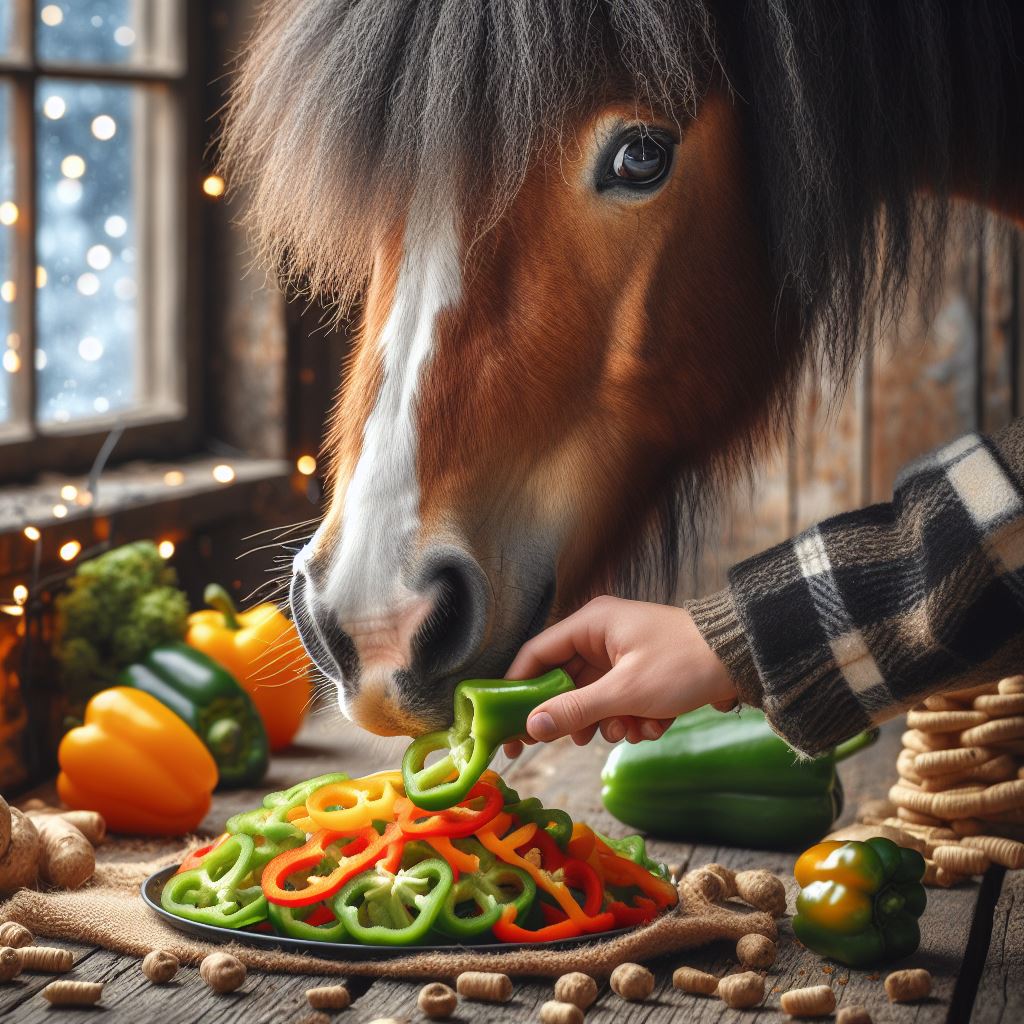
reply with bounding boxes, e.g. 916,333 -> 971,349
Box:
31,814 -> 94,889
0,809 -> 38,893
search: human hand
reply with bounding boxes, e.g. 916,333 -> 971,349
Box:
503,595 -> 736,754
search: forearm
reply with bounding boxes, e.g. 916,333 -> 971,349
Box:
688,421 -> 1024,757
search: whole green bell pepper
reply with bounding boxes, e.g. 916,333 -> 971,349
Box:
792,836 -> 927,966
120,642 -> 269,788
402,671 -> 575,810
333,858 -> 453,945
161,833 -> 267,928
600,706 -> 876,850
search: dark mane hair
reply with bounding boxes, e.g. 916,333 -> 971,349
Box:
223,0 -> 1013,602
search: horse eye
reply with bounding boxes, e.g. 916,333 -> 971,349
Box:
605,134 -> 672,190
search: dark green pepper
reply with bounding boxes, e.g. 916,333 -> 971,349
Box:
402,671 -> 574,810
793,836 -> 927,966
120,642 -> 269,788
600,706 -> 877,850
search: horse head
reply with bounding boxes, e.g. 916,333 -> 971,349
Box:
224,0 -> 1010,734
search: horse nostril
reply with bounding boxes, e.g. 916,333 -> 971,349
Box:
412,549 -> 489,678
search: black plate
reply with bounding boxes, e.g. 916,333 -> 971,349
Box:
142,865 -> 634,960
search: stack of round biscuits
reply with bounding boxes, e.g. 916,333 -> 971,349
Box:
857,676 -> 1024,887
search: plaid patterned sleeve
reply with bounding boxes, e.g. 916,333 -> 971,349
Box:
686,420 -> 1024,757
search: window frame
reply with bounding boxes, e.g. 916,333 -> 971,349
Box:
0,0 -> 205,481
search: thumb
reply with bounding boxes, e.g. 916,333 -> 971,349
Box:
526,667 -> 631,742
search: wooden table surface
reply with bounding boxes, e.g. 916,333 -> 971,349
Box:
1,712 -> 1020,1023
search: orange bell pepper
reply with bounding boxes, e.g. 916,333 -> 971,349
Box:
57,687 -> 217,836
186,584 -> 312,750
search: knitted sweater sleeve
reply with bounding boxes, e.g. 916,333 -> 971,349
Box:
685,421 -> 1024,757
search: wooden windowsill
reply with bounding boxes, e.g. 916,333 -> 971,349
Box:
0,455 -> 296,582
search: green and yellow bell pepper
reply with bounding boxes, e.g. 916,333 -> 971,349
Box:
792,837 -> 927,967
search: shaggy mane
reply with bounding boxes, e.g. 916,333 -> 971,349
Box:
223,0 -> 1012,603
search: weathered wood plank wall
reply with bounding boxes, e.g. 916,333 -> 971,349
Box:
690,210 -> 1022,596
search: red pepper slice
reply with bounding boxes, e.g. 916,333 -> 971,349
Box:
394,781 -> 502,838
515,828 -> 567,871
561,858 -> 605,916
608,896 -> 660,927
594,846 -> 678,908
175,832 -> 229,874
492,903 -> 616,943
262,822 -> 401,907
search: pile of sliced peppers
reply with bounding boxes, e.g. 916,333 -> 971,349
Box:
162,765 -> 678,945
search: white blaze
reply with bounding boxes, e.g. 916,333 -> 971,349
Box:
296,211 -> 462,682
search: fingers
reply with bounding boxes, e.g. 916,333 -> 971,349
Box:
502,740 -> 524,759
526,664 -> 632,741
600,717 -> 628,743
570,723 -> 599,747
505,598 -> 612,680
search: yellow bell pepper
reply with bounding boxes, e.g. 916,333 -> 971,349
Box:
186,584 -> 312,751
57,687 -> 217,836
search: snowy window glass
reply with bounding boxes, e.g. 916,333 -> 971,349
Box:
0,0 -> 184,431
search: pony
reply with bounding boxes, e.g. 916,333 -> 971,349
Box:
223,1 -> 1024,736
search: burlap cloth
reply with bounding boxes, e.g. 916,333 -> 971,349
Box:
0,838 -> 776,979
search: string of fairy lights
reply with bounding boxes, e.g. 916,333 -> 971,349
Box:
1,450 -> 320,619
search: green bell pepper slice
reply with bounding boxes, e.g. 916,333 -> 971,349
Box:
595,831 -> 669,880
601,705 -> 877,849
505,797 -> 574,848
792,836 -> 927,967
226,773 -> 351,869
332,858 -> 453,945
435,862 -> 536,940
267,900 -> 349,943
121,642 -> 269,788
161,833 -> 267,928
402,671 -> 575,810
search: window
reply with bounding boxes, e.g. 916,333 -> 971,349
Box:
0,1 -> 199,479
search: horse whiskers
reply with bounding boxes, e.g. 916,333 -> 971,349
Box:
236,535 -> 314,561
240,517 -> 320,544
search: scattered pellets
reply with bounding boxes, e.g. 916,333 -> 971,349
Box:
974,693 -> 1024,714
684,868 -> 726,902
20,946 -> 73,972
0,922 -> 31,948
457,971 -> 513,1003
0,947 -> 20,982
735,869 -> 788,916
307,983 -> 352,1011
897,805 -> 946,827
856,797 -> 896,823
961,835 -> 1024,869
417,982 -> 457,1019
952,818 -> 985,837
141,949 -> 179,984
737,932 -> 777,968
672,965 -> 718,995
779,985 -> 836,1017
717,971 -> 765,1009
923,859 -> 966,888
932,844 -> 990,875
610,963 -> 654,1002
906,709 -> 987,733
200,951 -> 246,994
41,981 -> 103,1006
885,968 -> 932,1003
836,1006 -> 873,1024
961,717 -> 1024,746
554,972 -> 598,1009
539,1000 -> 584,1024
999,675 -> 1024,694
913,747 -> 991,777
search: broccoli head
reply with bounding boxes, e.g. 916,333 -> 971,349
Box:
54,541 -> 190,706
